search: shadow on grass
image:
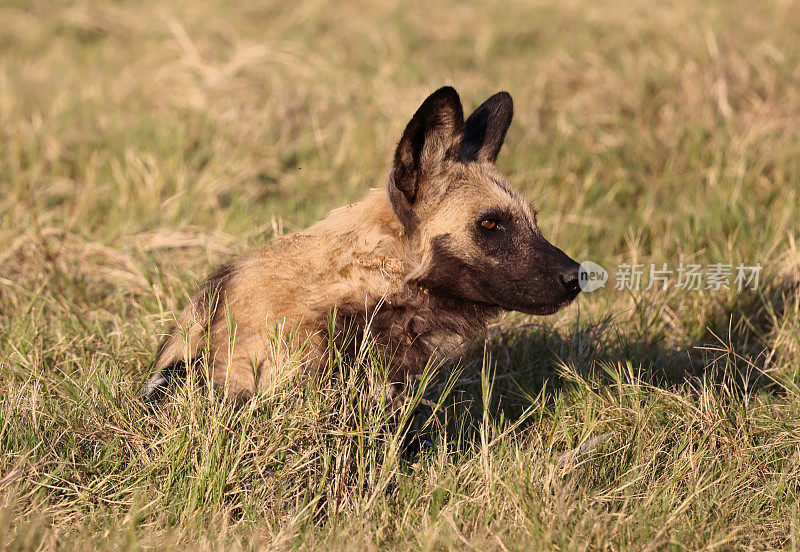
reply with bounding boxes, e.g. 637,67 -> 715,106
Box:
415,271 -> 800,434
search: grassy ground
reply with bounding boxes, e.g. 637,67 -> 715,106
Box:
2,0 -> 800,549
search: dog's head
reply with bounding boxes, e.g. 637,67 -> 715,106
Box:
389,86 -> 580,315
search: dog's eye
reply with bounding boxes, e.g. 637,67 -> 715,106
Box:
481,220 -> 497,230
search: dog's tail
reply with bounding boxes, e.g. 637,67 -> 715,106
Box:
138,262 -> 233,401
138,313 -> 205,400
138,263 -> 235,400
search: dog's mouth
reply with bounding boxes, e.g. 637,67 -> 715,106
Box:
509,288 -> 581,316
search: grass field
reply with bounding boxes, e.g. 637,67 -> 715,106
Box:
2,0 -> 800,549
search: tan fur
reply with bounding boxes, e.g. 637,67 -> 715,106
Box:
144,87 -> 580,403
154,166 -> 516,399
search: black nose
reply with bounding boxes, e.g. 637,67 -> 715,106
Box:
558,266 -> 581,293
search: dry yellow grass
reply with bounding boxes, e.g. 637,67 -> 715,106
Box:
1,0 -> 800,549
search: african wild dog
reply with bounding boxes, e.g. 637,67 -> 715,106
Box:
139,86 -> 581,403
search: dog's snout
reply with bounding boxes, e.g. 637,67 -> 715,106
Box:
534,236 -> 582,297
558,266 -> 581,293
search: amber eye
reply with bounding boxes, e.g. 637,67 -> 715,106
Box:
481,219 -> 497,230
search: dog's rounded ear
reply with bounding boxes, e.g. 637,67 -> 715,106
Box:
391,86 -> 464,207
461,91 -> 513,164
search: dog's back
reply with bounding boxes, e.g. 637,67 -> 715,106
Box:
145,190 -> 416,400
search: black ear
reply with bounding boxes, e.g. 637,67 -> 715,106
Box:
391,86 -> 464,206
461,91 -> 513,164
